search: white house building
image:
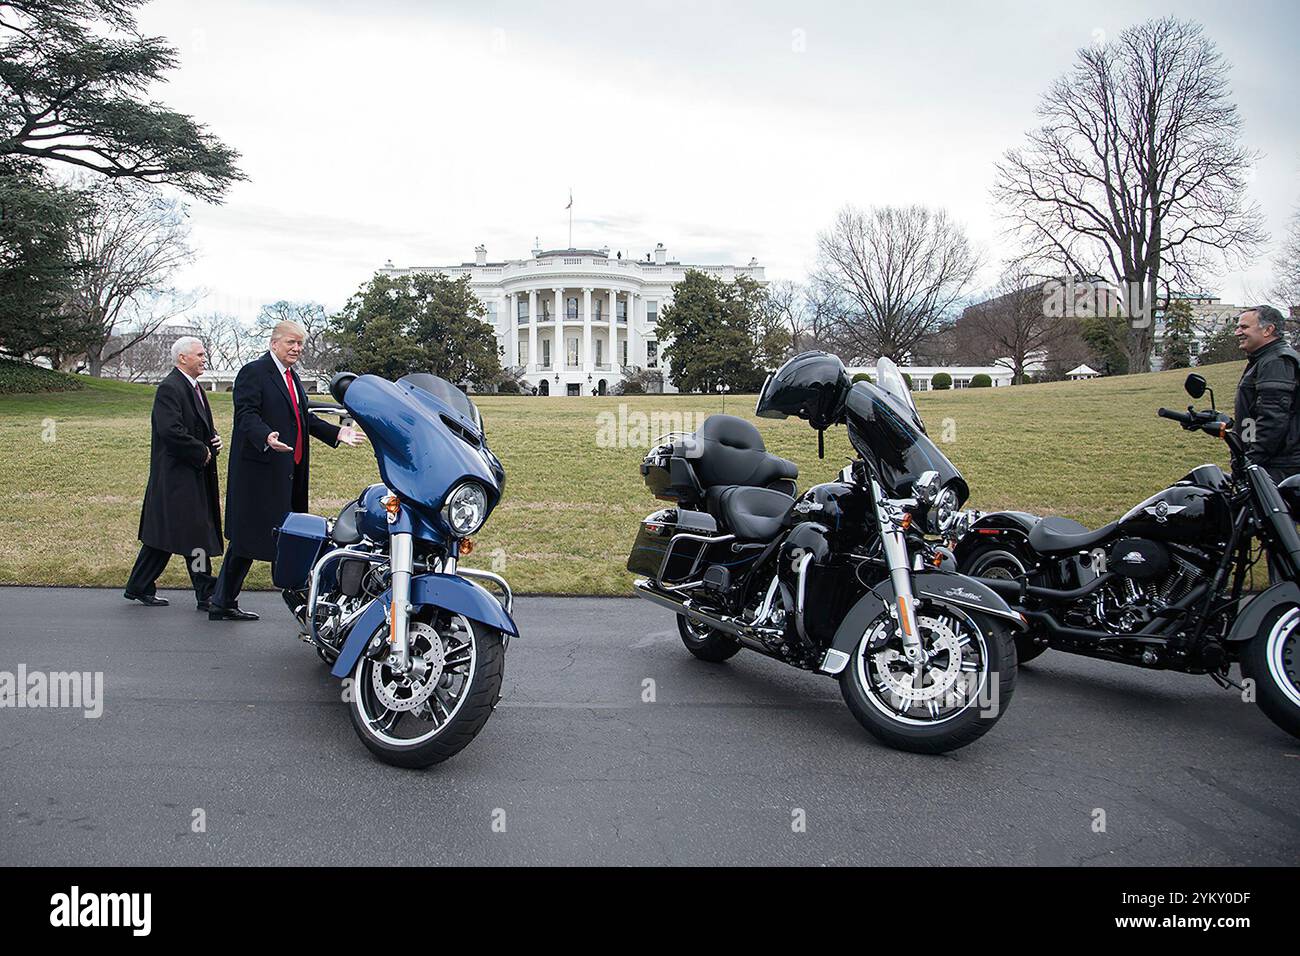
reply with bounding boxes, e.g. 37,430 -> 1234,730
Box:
380,241 -> 765,395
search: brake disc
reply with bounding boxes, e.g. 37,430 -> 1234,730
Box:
371,621 -> 447,712
871,615 -> 963,703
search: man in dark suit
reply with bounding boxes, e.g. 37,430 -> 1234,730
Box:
208,320 -> 365,620
124,336 -> 224,609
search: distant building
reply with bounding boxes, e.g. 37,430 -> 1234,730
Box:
846,354 -> 1046,390
1067,364 -> 1100,380
1151,294 -> 1241,370
381,242 -> 765,396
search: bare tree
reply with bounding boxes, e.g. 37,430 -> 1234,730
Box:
254,300 -> 339,376
68,181 -> 193,375
763,278 -> 845,356
815,204 -> 981,362
994,17 -> 1264,373
961,266 -> 1065,384
1273,204 -> 1300,312
191,311 -> 259,372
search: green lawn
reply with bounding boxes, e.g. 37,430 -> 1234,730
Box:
0,360 -> 1248,594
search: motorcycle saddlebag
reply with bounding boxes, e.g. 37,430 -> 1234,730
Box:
272,513 -> 331,589
627,508 -> 721,583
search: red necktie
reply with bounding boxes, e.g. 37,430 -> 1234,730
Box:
284,368 -> 303,465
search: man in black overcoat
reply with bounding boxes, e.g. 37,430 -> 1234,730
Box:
208,320 -> 365,620
124,336 -> 224,609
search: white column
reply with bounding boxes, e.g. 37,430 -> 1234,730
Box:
527,289 -> 538,372
608,288 -> 618,373
505,293 -> 516,368
628,292 -> 639,368
582,287 -> 593,373
553,287 -> 564,372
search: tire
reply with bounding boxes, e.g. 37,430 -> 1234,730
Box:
348,612 -> 505,768
1241,604 -> 1300,740
677,613 -> 742,663
839,605 -> 1017,754
961,542 -> 1048,663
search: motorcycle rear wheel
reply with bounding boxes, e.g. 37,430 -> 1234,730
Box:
677,613 -> 742,663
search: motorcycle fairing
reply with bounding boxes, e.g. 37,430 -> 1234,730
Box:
330,572 -> 520,678
824,570 -> 1027,673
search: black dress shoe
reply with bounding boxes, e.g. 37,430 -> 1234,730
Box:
208,606 -> 259,621
196,600 -> 211,612
124,591 -> 169,607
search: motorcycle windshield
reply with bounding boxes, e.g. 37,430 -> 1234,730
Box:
843,378 -> 968,504
874,357 -> 925,431
342,374 -> 502,518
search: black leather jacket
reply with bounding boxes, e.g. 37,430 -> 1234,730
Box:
1234,338 -> 1300,473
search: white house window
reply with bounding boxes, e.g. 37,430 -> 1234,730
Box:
517,298 -> 528,322
913,379 -> 929,391
541,339 -> 551,369
567,337 -> 579,367
646,341 -> 659,368
595,340 -> 604,367
953,377 -> 971,389
517,341 -> 528,367
620,340 -> 628,367
594,300 -> 603,321
646,300 -> 658,326
566,297 -> 578,319
617,299 -> 627,323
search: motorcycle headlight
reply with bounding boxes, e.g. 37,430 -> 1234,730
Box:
928,486 -> 959,534
441,482 -> 488,536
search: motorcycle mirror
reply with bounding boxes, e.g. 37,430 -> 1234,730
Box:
818,429 -> 825,460
1184,373 -> 1207,399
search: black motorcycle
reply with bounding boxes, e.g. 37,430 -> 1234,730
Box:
626,352 -> 1024,754
952,372 -> 1300,741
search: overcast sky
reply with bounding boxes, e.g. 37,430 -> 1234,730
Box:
135,0 -> 1300,321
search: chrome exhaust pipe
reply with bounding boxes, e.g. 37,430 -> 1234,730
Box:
632,578 -> 779,651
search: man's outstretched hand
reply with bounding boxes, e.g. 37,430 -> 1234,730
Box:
338,425 -> 367,447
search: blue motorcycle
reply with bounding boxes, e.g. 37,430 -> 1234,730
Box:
273,371 -> 517,767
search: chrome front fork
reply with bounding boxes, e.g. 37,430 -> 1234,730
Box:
872,478 -> 925,663
388,531 -> 414,672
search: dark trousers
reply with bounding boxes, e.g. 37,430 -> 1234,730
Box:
125,544 -> 217,603
210,553 -> 254,610
212,463 -> 307,609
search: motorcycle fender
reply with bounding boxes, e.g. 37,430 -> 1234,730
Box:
952,511 -> 1038,565
822,571 -> 1026,676
330,572 -> 519,678
1225,580 -> 1300,643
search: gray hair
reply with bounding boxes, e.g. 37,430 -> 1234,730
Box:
1245,304 -> 1286,337
270,319 -> 307,343
171,335 -> 204,364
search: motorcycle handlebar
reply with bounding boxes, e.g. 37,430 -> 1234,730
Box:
1157,407 -> 1194,425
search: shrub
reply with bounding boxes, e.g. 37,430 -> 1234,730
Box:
496,379 -> 520,394
901,372 -> 912,389
970,373 -> 992,388
931,372 -> 952,390
618,380 -> 645,395
0,359 -> 85,394
851,371 -> 874,384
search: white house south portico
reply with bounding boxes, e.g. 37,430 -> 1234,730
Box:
380,242 -> 765,395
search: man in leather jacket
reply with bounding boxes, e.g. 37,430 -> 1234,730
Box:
1234,305 -> 1300,483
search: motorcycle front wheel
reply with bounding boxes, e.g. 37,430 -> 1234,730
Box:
348,611 -> 504,768
1242,604 -> 1300,740
839,602 -> 1017,754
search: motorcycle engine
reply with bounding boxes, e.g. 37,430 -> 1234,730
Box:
1089,540 -> 1209,633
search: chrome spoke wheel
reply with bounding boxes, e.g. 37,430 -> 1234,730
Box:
352,614 -> 478,748
1266,606 -> 1300,709
856,607 -> 989,726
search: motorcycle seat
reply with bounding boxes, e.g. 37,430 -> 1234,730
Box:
692,415 -> 799,490
1027,515 -> 1118,554
331,500 -> 363,545
708,485 -> 794,541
